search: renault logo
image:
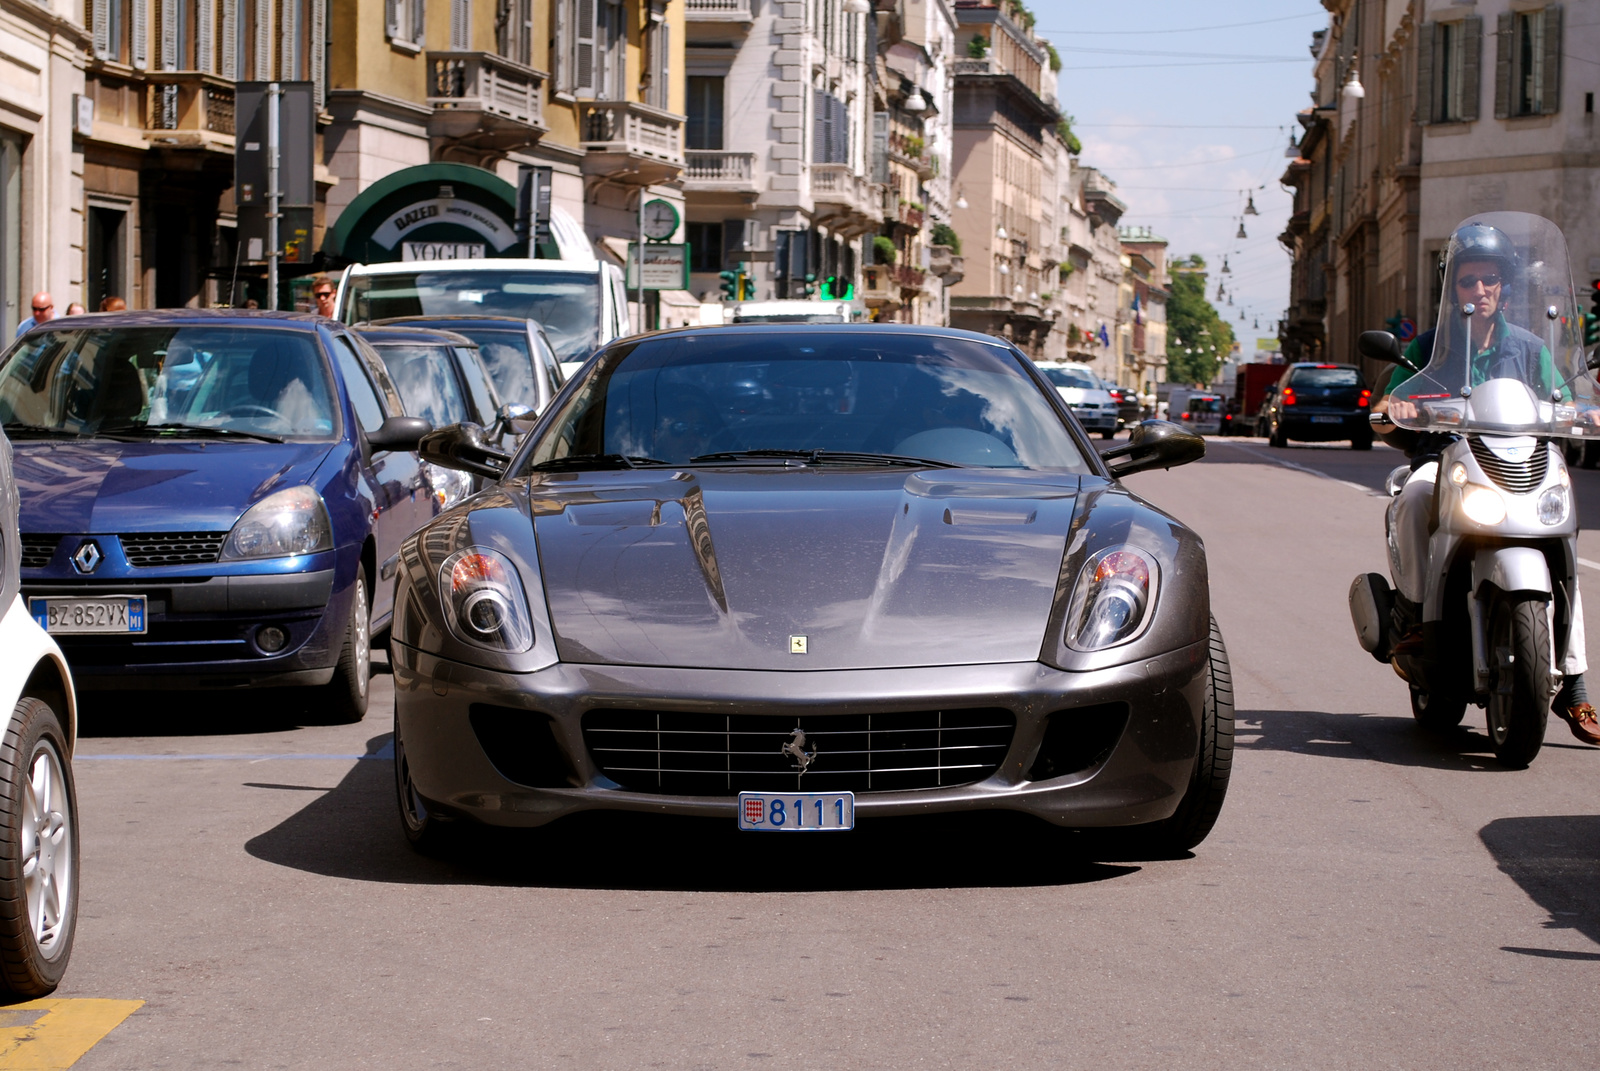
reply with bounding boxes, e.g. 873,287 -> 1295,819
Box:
781,728 -> 817,775
71,540 -> 102,574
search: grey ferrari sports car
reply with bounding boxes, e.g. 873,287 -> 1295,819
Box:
393,324 -> 1229,854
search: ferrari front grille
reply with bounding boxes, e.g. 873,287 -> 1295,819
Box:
583,708 -> 1016,795
1469,438 -> 1548,495
120,532 -> 228,567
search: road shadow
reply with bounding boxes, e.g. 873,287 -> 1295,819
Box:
244,732 -> 1143,892
1232,706 -> 1598,773
1480,814 -> 1600,955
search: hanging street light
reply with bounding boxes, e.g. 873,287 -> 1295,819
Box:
996,226 -> 1008,240
1221,256 -> 1231,273
1236,219 -> 1249,240
1244,192 -> 1259,216
955,187 -> 969,210
903,89 -> 926,113
1343,67 -> 1365,100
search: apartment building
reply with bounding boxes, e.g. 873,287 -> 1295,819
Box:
0,0 -> 84,334
1282,0 -> 1598,379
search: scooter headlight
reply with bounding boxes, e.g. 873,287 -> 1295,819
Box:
1065,546 -> 1159,651
1538,485 -> 1570,526
1461,484 -> 1508,526
438,547 -> 534,652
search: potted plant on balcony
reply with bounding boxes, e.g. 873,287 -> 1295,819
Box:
872,235 -> 898,265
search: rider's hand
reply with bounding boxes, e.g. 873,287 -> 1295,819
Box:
1387,398 -> 1419,421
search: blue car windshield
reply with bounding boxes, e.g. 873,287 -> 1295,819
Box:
0,327 -> 338,440
528,330 -> 1090,471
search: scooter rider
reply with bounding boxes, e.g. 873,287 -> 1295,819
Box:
1373,221 -> 1600,746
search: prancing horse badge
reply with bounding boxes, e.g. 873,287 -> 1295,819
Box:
789,635 -> 807,654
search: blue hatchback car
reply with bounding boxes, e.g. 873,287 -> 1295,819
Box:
0,311 -> 435,721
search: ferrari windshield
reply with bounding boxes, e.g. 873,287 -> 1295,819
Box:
343,270 -> 601,362
0,326 -> 338,440
527,330 -> 1091,471
1388,212 -> 1598,435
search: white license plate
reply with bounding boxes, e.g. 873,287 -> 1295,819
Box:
29,596 -> 147,635
738,791 -> 854,832
1312,415 -> 1343,424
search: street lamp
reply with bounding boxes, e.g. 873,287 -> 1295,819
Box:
1343,67 -> 1365,100
996,226 -> 1008,240
903,90 -> 926,113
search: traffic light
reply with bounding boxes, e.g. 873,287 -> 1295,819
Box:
739,274 -> 754,300
819,276 -> 856,301
1587,280 -> 1600,347
719,269 -> 740,301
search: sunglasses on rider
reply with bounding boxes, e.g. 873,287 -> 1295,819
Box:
1455,273 -> 1501,290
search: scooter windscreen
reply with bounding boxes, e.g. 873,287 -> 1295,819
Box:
1386,211 -> 1599,436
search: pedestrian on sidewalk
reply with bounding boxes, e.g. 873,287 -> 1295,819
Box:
15,292 -> 53,337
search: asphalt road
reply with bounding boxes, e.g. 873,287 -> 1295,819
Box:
45,437 -> 1600,1069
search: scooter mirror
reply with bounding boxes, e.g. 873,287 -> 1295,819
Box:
1358,330 -> 1404,366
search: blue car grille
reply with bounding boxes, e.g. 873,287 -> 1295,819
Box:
121,532 -> 228,567
582,708 -> 1016,795
19,535 -> 59,568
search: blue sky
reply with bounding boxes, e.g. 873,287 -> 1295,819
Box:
1037,0 -> 1328,353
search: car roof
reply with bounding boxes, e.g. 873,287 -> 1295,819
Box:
354,324 -> 477,347
343,259 -> 600,277
1289,362 -> 1359,370
16,309 -> 328,332
617,322 -> 1015,346
370,315 -> 534,332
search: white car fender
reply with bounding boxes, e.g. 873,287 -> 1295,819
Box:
0,595 -> 76,750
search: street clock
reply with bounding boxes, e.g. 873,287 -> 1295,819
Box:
641,198 -> 680,241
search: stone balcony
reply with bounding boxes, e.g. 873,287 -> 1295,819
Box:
810,163 -> 883,234
425,51 -> 547,162
685,0 -> 754,22
683,150 -> 757,193
143,72 -> 235,154
860,264 -> 901,309
893,264 -> 929,293
927,244 -> 964,287
579,101 -> 685,185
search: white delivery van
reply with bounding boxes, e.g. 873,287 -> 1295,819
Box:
729,300 -> 862,324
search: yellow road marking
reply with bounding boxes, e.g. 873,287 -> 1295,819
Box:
0,999 -> 142,1069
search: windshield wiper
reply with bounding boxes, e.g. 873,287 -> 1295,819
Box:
99,423 -> 286,444
690,448 -> 958,469
530,453 -> 670,472
1,423 -> 84,440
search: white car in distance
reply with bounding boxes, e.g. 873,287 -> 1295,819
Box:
1034,362 -> 1120,439
0,427 -> 78,996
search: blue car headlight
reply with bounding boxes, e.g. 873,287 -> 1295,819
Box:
1064,545 -> 1159,651
220,486 -> 334,561
438,547 -> 534,652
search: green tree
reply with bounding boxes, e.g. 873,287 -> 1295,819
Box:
1166,254 -> 1235,386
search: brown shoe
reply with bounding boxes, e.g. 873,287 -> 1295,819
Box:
1559,702 -> 1600,746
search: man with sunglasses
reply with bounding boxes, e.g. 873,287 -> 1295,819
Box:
309,275 -> 337,319
13,293 -> 53,338
1374,223 -> 1599,745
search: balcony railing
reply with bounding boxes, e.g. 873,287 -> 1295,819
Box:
426,50 -> 544,129
684,151 -> 755,186
686,0 -> 753,20
893,265 -> 928,291
580,101 -> 684,165
145,73 -> 235,136
898,203 -> 925,228
811,163 -> 883,225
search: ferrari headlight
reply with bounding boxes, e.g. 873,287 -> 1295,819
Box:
1538,485 -> 1570,526
220,486 -> 333,560
1065,545 -> 1159,651
1460,485 -> 1508,526
438,547 -> 534,652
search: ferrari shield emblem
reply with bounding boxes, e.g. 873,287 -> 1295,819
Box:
789,635 -> 807,654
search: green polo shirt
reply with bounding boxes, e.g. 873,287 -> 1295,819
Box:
1383,314 -> 1559,400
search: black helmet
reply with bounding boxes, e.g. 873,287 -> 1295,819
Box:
1447,222 -> 1520,279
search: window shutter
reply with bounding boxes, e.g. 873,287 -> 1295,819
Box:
657,21 -> 669,110
452,0 -> 470,48
811,88 -> 825,163
834,97 -> 849,165
158,0 -> 177,69
413,0 -> 427,46
255,0 -> 273,78
311,0 -> 325,108
196,0 -> 213,72
871,109 -> 887,183
1541,4 -> 1562,114
385,0 -> 399,39
131,0 -> 149,68
574,0 -> 595,95
221,0 -> 237,77
1414,21 -> 1434,124
92,0 -> 111,59
280,1 -> 296,77
1493,11 -> 1512,119
1460,15 -> 1482,121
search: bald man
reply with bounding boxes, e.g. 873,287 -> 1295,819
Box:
15,292 -> 53,338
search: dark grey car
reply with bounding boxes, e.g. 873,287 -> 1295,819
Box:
391,325 -> 1229,855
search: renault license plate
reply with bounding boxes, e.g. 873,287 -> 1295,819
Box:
738,791 -> 854,832
29,596 -> 147,634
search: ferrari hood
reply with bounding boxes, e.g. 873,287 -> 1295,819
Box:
528,467 -> 1080,670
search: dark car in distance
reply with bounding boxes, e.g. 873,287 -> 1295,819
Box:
0,311 -> 435,720
1261,362 -> 1373,450
369,316 -> 564,417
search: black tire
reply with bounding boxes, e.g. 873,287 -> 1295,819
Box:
0,698 -> 77,997
395,710 -> 453,855
1583,440 -> 1600,470
317,575 -> 371,724
1352,435 -> 1373,451
1269,424 -> 1287,448
1139,616 -> 1234,854
1100,429 -> 1115,440
1486,594 -> 1552,768
1410,686 -> 1467,731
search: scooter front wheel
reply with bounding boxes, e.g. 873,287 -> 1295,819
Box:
1486,594 -> 1552,768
